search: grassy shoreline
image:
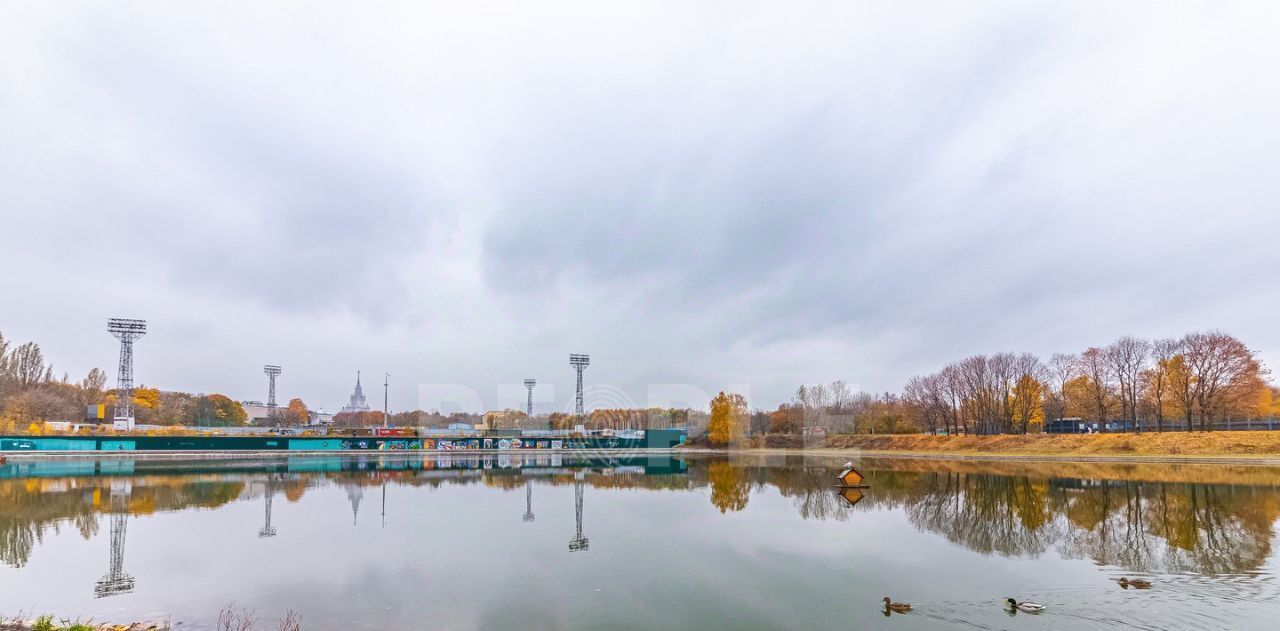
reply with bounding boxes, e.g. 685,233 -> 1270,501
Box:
683,430 -> 1280,464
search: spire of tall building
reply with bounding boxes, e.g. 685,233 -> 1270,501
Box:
340,371 -> 371,414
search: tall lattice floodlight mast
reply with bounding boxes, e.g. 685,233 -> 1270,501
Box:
107,318 -> 146,422
264,365 -> 282,421
524,379 -> 536,420
569,354 -> 589,419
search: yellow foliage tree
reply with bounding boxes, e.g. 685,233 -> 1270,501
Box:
1010,375 -> 1045,433
708,391 -> 747,446
132,387 -> 161,410
286,398 -> 309,425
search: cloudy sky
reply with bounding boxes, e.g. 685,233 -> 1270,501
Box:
1,1 -> 1277,414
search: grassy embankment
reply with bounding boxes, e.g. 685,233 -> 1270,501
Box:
701,430 -> 1280,458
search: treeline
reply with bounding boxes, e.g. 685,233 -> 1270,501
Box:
901,330 -> 1278,435
761,381 -> 911,435
0,330 -> 252,430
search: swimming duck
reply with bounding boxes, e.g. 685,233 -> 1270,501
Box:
1006,598 -> 1045,613
882,597 -> 912,613
1117,577 -> 1152,589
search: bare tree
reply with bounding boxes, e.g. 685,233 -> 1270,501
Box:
1043,353 -> 1078,424
1105,337 -> 1151,432
1078,347 -> 1115,428
904,373 -> 950,435
9,342 -> 51,389
941,363 -> 965,434
1183,331 -> 1265,431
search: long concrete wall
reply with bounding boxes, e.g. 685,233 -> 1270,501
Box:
0,429 -> 687,453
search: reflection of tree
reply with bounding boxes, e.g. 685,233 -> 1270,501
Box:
707,461 -> 750,513
6,458 -> 1279,578
0,477 -> 244,568
858,466 -> 1280,575
896,472 -> 1059,557
770,463 -> 856,521
686,457 -> 1280,576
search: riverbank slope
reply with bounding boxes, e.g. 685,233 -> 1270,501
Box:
692,430 -> 1280,459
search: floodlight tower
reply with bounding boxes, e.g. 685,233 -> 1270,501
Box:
568,354 -> 589,419
524,379 -> 536,421
264,365 -> 282,422
107,318 -> 147,423
568,475 -> 589,552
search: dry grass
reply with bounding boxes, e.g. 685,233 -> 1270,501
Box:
820,430 -> 1280,456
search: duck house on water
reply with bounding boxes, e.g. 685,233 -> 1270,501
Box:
836,462 -> 868,488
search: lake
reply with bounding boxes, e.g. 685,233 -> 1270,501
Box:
3,453 -> 1279,630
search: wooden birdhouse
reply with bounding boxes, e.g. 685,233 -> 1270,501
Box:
836,462 -> 866,487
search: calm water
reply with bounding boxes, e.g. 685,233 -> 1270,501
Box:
3,453 -> 1280,630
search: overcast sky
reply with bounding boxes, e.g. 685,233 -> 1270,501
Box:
1,1 -> 1277,414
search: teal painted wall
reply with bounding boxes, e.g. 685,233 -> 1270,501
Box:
288,439 -> 344,450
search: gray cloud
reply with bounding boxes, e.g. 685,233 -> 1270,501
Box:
1,1 -> 1278,411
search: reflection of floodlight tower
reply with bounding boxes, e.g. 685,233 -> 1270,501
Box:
264,365 -> 282,423
568,475 -> 588,552
95,486 -> 135,598
568,354 -> 589,419
107,318 -> 147,423
522,480 -> 535,523
259,476 -> 277,538
524,379 -> 536,422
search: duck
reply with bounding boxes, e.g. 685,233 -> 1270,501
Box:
882,597 -> 912,613
1117,577 -> 1152,589
1006,598 -> 1045,613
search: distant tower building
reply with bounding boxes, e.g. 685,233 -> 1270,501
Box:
340,371 -> 371,414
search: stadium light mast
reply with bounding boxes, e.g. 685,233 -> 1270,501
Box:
568,354 -> 589,419
524,379 -> 536,422
263,365 -> 282,423
107,318 -> 146,424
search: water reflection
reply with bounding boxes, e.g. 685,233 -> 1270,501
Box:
3,454 -> 1280,582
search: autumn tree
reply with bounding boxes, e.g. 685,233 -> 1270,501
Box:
1078,348 -> 1115,426
1183,331 -> 1265,430
1010,374 -> 1044,434
1143,338 -> 1182,432
193,394 -> 247,426
708,391 -> 746,446
768,403 -> 803,434
285,398 -> 309,426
